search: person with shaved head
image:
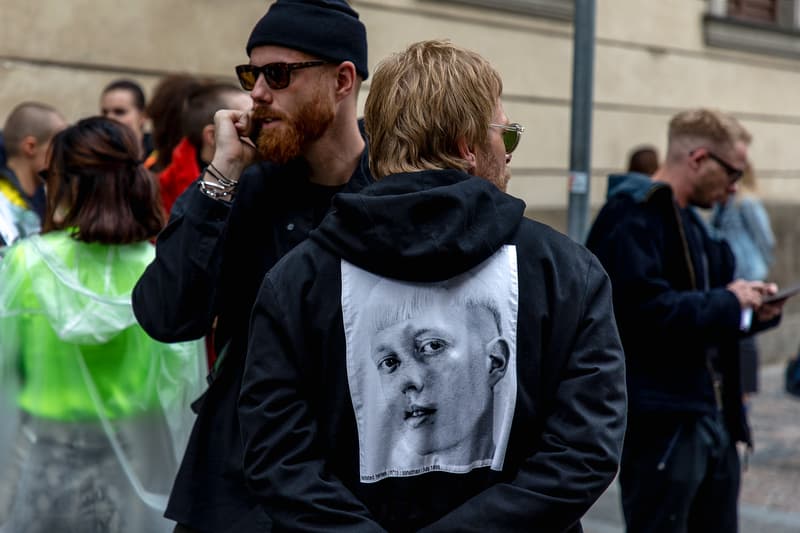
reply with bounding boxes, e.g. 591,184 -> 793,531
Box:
0,102 -> 66,249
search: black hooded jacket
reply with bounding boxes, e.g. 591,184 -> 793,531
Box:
239,169 -> 627,532
585,173 -> 779,445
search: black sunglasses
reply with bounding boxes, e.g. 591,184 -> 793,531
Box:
235,61 -> 327,91
705,151 -> 744,182
489,123 -> 525,154
691,149 -> 743,183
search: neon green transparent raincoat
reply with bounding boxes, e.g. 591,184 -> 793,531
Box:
0,232 -> 205,533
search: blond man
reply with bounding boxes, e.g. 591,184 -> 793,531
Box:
238,39 -> 626,531
586,109 -> 785,533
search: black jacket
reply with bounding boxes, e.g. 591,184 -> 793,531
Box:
239,169 -> 627,532
132,151 -> 374,533
585,173 -> 778,444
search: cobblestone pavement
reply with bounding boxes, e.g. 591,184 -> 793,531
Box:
739,363 -> 800,513
583,363 -> 800,533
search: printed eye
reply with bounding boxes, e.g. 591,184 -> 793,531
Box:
377,355 -> 400,374
418,338 -> 447,356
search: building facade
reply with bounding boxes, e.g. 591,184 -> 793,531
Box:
2,0 -> 799,360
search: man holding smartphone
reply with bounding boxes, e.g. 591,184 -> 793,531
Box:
586,108 -> 785,533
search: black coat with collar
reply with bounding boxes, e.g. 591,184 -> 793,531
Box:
132,149 -> 374,533
586,173 -> 777,445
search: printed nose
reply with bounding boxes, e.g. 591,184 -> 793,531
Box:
400,362 -> 424,395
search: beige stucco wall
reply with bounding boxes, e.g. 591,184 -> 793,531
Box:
357,0 -> 800,210
2,0 -> 799,362
2,0 -> 799,208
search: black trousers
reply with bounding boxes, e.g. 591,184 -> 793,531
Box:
619,413 -> 740,533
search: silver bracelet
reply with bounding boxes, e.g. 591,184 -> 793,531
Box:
199,179 -> 229,191
198,180 -> 233,200
207,163 -> 238,189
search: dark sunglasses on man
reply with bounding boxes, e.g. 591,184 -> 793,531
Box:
690,148 -> 744,183
235,61 -> 327,91
490,123 -> 525,154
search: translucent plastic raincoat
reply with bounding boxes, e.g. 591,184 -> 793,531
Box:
0,232 -> 205,533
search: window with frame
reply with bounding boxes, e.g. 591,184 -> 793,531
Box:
727,0 -> 777,24
424,0 -> 573,21
705,0 -> 800,59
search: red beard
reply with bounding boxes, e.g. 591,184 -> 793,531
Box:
251,88 -> 335,164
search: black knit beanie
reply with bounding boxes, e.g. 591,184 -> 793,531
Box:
246,0 -> 369,80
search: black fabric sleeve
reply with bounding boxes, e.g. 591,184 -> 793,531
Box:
239,277 -> 385,532
132,182 -> 231,342
605,215 -> 742,344
419,255 -> 627,532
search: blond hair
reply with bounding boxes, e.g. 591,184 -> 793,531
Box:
738,162 -> 758,196
666,108 -> 746,162
364,40 -> 503,179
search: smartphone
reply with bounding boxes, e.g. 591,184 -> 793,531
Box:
763,283 -> 800,304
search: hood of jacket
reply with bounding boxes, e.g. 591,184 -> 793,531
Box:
605,171 -> 667,202
0,232 -> 154,344
311,169 -> 526,282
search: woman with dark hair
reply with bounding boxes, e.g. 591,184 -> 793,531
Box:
0,117 -> 204,533
145,74 -> 205,173
100,79 -> 153,164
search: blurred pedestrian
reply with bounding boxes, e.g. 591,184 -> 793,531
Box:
158,82 -> 251,217
0,102 -> 66,250
100,79 -> 153,164
131,1 -> 372,531
627,144 -> 660,176
586,108 -> 785,533
0,117 -> 205,533
145,74 -> 204,173
713,162 -> 775,396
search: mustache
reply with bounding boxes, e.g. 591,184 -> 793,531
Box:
251,107 -> 288,122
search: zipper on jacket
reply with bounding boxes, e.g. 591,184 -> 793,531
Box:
673,201 -> 725,414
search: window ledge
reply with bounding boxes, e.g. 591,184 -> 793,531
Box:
426,0 -> 573,21
704,14 -> 800,60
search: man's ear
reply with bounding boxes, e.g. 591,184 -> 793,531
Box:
687,148 -> 705,171
20,136 -> 38,158
457,136 -> 477,173
486,336 -> 509,387
334,61 -> 358,101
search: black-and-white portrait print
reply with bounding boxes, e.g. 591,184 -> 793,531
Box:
341,245 -> 519,483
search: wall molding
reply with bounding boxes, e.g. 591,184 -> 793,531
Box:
704,13 -> 800,60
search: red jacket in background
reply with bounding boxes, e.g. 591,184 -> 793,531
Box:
159,137 -> 200,216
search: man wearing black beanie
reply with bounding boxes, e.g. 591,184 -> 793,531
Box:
132,1 -> 372,531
